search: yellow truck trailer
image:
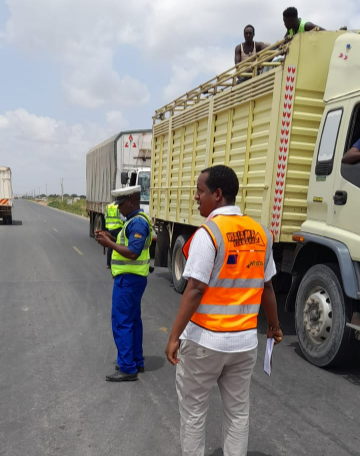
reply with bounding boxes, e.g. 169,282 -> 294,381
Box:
150,31 -> 360,368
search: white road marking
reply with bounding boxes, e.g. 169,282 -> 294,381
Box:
72,246 -> 83,256
22,307 -> 29,311
53,228 -> 58,232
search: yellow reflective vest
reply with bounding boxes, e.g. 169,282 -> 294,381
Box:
105,203 -> 123,230
111,212 -> 152,277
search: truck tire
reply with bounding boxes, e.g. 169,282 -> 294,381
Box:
3,216 -> 7,225
295,264 -> 354,367
7,215 -> 12,225
89,213 -> 95,238
172,235 -> 190,294
94,214 -> 103,232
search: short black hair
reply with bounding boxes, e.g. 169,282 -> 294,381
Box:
283,7 -> 298,19
201,165 -> 239,204
244,24 -> 255,34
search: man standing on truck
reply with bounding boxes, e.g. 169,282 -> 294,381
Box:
95,186 -> 152,382
283,7 -> 325,36
234,25 -> 268,65
104,201 -> 124,269
165,165 -> 283,456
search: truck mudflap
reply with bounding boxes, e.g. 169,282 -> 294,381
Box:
291,232 -> 360,300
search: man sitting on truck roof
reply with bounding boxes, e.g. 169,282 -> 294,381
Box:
234,25 -> 268,65
283,7 -> 325,37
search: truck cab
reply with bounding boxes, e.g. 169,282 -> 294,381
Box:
291,33 -> 360,367
120,167 -> 151,216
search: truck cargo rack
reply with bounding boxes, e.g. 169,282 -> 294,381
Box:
153,38 -> 290,123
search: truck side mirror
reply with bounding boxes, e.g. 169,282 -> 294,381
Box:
130,172 -> 137,186
121,172 -> 128,185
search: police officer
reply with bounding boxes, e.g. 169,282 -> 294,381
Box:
165,165 -> 283,455
104,201 -> 124,269
96,186 -> 152,382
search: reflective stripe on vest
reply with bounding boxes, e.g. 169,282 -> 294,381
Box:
289,18 -> 306,36
183,214 -> 273,332
105,203 -> 123,230
111,212 -> 152,277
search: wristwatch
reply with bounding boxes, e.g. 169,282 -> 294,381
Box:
268,324 -> 281,331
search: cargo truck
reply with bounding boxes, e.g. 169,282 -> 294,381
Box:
0,166 -> 13,225
86,130 -> 152,236
150,31 -> 360,367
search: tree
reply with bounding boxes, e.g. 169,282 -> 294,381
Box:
79,195 -> 86,199
71,193 -> 78,198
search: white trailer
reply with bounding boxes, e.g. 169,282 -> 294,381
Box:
0,167 -> 13,225
86,130 -> 152,235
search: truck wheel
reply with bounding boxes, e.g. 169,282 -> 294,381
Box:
172,235 -> 190,294
7,215 -> 12,225
94,214 -> 102,233
89,213 -> 95,238
167,248 -> 172,274
3,216 -> 7,225
295,264 -> 354,367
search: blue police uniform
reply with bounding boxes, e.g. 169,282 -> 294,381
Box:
111,209 -> 150,374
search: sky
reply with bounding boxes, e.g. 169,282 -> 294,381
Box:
0,0 -> 359,196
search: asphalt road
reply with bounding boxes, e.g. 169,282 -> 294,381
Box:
1,200 -> 360,456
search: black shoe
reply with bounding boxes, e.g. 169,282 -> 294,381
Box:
115,365 -> 145,373
106,371 -> 138,382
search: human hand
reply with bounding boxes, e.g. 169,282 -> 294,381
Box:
267,328 -> 283,345
165,338 -> 180,365
95,231 -> 112,248
95,230 -> 111,238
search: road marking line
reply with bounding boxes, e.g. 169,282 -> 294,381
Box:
53,228 -> 58,232
72,246 -> 83,256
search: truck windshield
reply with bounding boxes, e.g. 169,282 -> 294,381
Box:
138,171 -> 150,203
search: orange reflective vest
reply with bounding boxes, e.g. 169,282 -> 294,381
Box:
183,214 -> 273,332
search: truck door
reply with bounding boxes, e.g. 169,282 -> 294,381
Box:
326,99 -> 360,258
304,105 -> 345,235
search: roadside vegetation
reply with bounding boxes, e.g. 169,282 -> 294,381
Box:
48,197 -> 88,217
27,194 -> 89,218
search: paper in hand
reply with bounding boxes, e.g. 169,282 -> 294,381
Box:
264,338 -> 275,376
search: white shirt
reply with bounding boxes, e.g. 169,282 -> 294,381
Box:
180,205 -> 277,353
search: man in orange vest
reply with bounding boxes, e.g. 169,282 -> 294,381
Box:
165,165 -> 283,456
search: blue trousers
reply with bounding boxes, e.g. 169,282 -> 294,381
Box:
112,274 -> 147,374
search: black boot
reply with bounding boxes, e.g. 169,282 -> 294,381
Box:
115,365 -> 145,373
106,371 -> 138,382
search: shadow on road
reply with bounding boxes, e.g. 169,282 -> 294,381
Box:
207,450 -> 273,456
154,270 -> 174,287
258,293 -> 296,337
248,453 -> 274,456
0,220 -> 22,225
145,355 -> 165,372
326,357 -> 360,386
288,342 -> 360,385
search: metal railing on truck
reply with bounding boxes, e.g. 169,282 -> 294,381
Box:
153,38 -> 290,123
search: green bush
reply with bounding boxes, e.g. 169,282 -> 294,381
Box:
47,198 -> 88,217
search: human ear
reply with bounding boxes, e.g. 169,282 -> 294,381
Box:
215,188 -> 222,201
